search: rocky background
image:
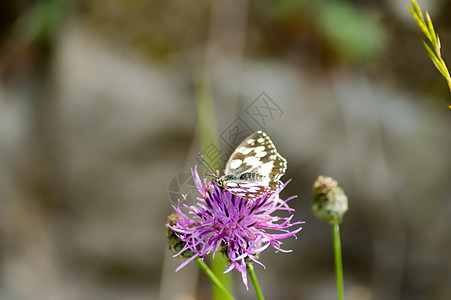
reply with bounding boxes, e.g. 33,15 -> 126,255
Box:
0,0 -> 450,299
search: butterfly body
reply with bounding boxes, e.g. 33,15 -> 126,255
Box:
215,131 -> 287,200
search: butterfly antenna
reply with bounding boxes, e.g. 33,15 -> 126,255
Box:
198,153 -> 217,176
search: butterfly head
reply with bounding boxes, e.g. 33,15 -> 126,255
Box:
214,175 -> 235,188
214,177 -> 223,188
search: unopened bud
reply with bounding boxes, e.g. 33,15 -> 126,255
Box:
167,214 -> 193,258
312,176 -> 348,224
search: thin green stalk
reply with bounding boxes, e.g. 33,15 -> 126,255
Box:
211,254 -> 233,300
195,78 -> 219,155
196,258 -> 235,300
332,222 -> 344,300
246,263 -> 265,300
195,80 -> 233,300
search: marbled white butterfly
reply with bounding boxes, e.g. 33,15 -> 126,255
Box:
215,131 -> 287,200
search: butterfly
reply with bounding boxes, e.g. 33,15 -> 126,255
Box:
215,131 -> 287,201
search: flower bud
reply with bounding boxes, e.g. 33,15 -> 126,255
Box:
312,176 -> 348,224
167,214 -> 193,258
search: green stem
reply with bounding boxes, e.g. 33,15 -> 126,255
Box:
332,222 -> 344,300
196,257 -> 235,300
195,79 -> 233,299
247,263 -> 265,300
211,254 -> 233,300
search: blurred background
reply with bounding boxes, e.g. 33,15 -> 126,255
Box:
0,0 -> 450,299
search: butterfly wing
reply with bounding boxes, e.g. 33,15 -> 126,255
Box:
224,131 -> 287,180
222,131 -> 287,200
223,179 -> 284,201
223,181 -> 271,200
224,131 -> 265,176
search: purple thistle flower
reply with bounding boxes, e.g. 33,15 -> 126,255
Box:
169,166 -> 304,289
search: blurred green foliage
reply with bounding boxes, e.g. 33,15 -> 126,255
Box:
258,0 -> 386,64
18,0 -> 67,46
318,2 -> 385,63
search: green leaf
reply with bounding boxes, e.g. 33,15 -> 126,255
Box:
410,0 -> 424,22
435,36 -> 442,56
424,42 -> 446,76
410,12 -> 432,41
425,13 -> 437,45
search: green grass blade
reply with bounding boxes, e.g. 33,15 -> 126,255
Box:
409,11 -> 432,41
425,13 -> 437,45
410,0 -> 424,22
423,42 -> 447,76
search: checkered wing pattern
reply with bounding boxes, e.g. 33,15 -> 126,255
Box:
219,131 -> 287,200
